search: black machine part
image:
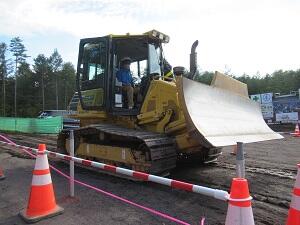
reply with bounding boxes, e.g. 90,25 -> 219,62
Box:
173,66 -> 186,76
189,40 -> 199,80
173,40 -> 199,80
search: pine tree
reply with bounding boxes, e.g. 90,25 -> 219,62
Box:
49,49 -> 63,110
9,37 -> 29,117
33,54 -> 51,111
60,62 -> 76,109
0,43 -> 7,116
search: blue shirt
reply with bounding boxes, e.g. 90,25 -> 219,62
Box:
116,68 -> 133,86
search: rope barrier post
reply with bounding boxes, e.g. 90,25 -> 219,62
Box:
69,130 -> 75,197
236,142 -> 245,178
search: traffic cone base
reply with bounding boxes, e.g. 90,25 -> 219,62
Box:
225,204 -> 255,225
19,205 -> 64,223
19,144 -> 63,223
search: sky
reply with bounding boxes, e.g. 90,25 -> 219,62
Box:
0,0 -> 299,76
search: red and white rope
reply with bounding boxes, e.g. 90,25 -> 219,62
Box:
0,135 -> 193,225
0,140 -> 229,201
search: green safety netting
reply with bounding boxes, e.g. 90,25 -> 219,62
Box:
0,116 -> 63,134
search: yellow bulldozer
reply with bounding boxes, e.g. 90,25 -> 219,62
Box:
57,30 -> 282,175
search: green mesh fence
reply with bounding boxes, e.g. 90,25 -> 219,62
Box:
0,117 -> 63,134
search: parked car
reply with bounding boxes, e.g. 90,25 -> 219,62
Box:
38,110 -> 79,129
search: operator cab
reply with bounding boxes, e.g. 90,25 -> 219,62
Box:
76,30 -> 170,116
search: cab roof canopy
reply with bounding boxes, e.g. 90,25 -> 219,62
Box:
80,30 -> 169,63
111,30 -> 169,63
110,30 -> 170,44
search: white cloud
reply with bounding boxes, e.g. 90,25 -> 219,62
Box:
0,0 -> 300,75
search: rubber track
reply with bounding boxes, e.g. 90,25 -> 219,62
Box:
72,124 -> 177,174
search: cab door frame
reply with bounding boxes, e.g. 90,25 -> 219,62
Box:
76,36 -> 111,112
109,38 -> 149,116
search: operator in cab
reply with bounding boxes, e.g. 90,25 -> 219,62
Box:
116,57 -> 134,109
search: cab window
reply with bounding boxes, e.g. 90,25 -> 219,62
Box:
148,44 -> 161,76
78,40 -> 107,108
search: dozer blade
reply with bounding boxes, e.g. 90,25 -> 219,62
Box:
176,72 -> 283,147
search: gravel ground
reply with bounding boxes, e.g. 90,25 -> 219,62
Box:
0,133 -> 298,225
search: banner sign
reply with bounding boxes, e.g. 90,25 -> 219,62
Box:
275,112 -> 299,122
261,93 -> 273,104
261,103 -> 274,119
250,94 -> 261,103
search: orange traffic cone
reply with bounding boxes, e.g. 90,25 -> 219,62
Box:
20,144 -> 63,223
0,167 -> 5,180
230,144 -> 237,155
225,178 -> 255,225
286,163 -> 300,225
292,123 -> 300,137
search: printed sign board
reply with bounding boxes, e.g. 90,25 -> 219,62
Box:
261,103 -> 273,119
250,94 -> 261,103
276,112 -> 299,122
261,93 -> 273,104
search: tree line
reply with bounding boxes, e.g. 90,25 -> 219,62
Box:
195,69 -> 300,95
0,37 -> 299,118
0,37 -> 76,118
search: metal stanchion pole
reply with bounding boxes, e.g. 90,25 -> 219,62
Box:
69,130 -> 75,197
236,142 -> 245,178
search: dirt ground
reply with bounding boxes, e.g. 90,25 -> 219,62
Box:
0,132 -> 298,225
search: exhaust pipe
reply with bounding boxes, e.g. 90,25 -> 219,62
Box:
189,40 -> 199,80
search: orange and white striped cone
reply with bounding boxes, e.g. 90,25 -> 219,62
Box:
20,144 -> 63,223
230,144 -> 237,155
0,167 -> 5,180
286,163 -> 300,225
225,178 -> 255,225
292,124 -> 300,137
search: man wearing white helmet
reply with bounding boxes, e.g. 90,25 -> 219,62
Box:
116,57 -> 134,109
